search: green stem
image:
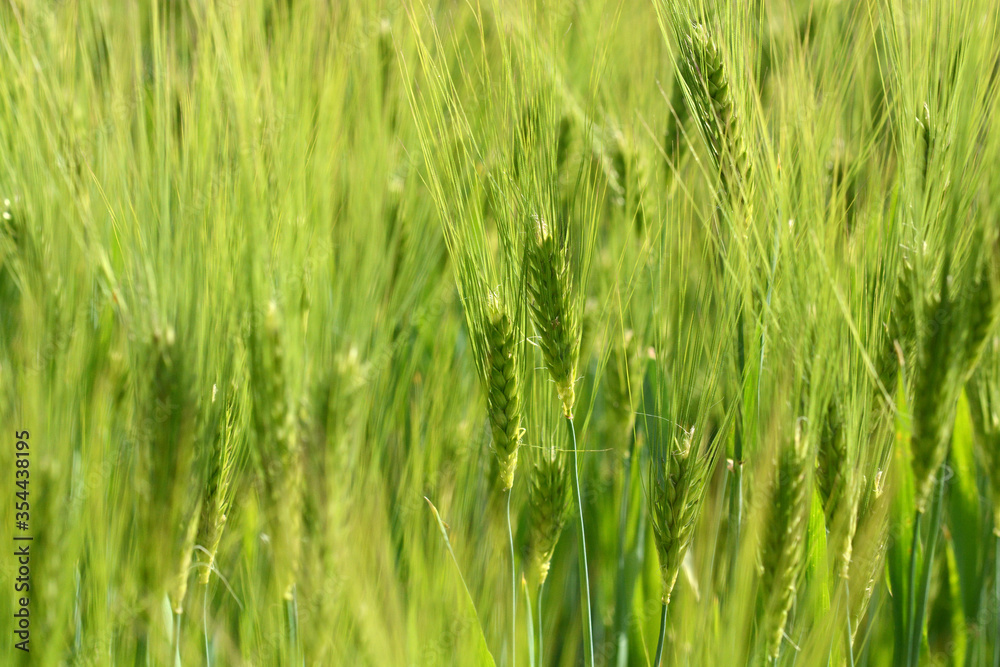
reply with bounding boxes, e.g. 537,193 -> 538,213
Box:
994,532 -> 1000,667
614,433 -> 637,667
203,585 -> 211,667
567,416 -> 595,667
508,488 -> 517,667
538,581 -> 545,665
286,588 -> 302,667
910,470 -> 946,667
524,573 -> 535,667
905,508 -> 923,667
653,602 -> 667,666
860,584 -> 878,667
728,308 -> 746,594
845,578 -> 856,667
173,610 -> 182,667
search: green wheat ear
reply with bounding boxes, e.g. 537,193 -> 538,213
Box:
909,263 -> 961,512
170,505 -> 202,614
760,420 -> 812,660
197,380 -> 240,586
136,324 -> 203,613
648,428 -> 718,605
527,443 -> 571,584
815,399 -> 858,580
679,22 -> 751,208
849,468 -> 891,637
486,292 -> 524,491
525,215 -> 580,418
249,300 -> 304,599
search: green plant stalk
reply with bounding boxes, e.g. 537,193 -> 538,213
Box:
173,610 -> 182,667
905,509 -> 923,667
524,573 -> 535,667
508,489 -> 517,667
613,433 -> 638,666
203,584 -> 211,667
728,314 -> 747,594
653,601 -> 668,666
537,582 -> 545,665
909,469 -> 946,667
567,415 -> 595,667
860,584 -> 880,667
992,531 -> 1000,667
286,590 -> 302,667
845,578 -> 856,667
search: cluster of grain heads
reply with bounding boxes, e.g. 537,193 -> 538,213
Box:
894,243 -> 996,664
247,300 -> 303,600
525,214 -> 580,418
486,291 -> 524,491
524,210 -> 593,664
759,419 -> 812,661
669,16 -> 757,600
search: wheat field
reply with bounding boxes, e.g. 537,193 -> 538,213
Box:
1,1 -> 1000,665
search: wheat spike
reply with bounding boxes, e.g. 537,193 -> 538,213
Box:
249,300 -> 304,599
815,399 -> 858,580
169,507 -> 202,614
679,22 -> 751,209
760,421 -> 812,660
649,428 -> 718,605
849,467 -> 890,636
137,324 -> 203,616
527,444 -> 571,584
197,381 -> 240,585
525,215 -> 580,418
910,264 -> 960,512
486,292 -> 524,490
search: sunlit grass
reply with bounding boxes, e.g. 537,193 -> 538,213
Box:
1,1 -> 999,665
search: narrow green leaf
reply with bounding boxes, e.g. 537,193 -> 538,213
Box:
425,498 -> 498,667
950,391 -> 983,620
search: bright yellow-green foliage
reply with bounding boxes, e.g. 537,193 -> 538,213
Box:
2,1 -> 1000,666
